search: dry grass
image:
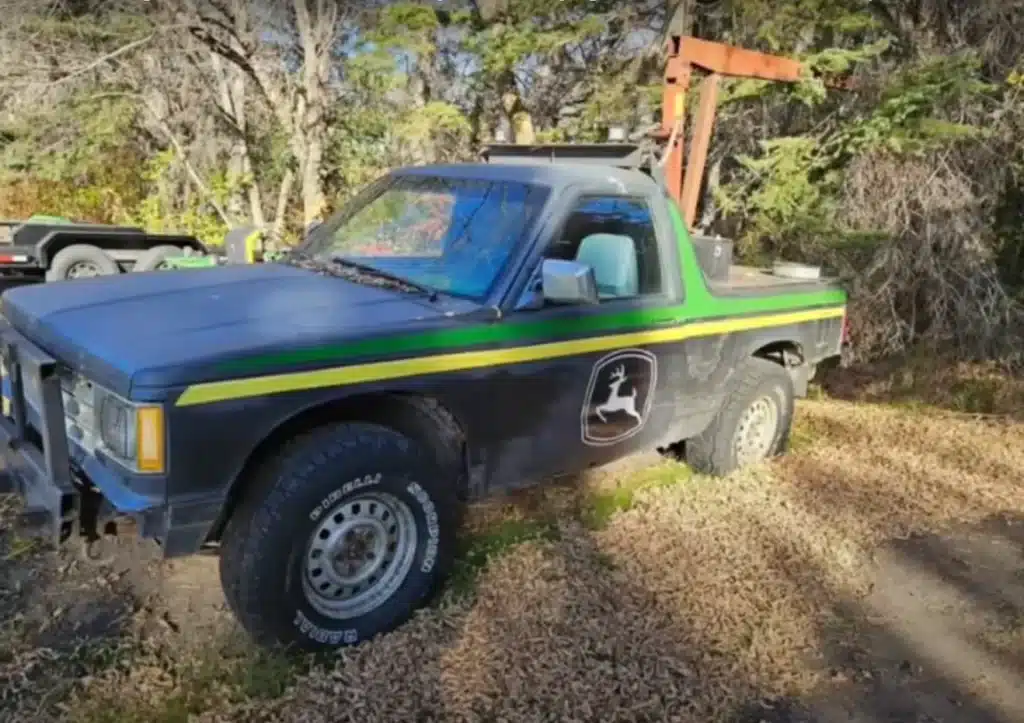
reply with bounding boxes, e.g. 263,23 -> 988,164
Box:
3,377 -> 1024,722
821,355 -> 1024,418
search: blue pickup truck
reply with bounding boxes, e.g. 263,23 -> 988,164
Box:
0,152 -> 847,651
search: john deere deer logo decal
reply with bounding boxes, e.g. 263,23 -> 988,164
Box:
581,350 -> 657,446
596,365 -> 642,424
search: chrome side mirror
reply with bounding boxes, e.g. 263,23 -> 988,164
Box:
541,259 -> 599,305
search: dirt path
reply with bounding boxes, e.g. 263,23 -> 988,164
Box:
1,399 -> 1022,722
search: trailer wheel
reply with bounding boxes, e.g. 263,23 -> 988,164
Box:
219,422 -> 459,651
133,245 -> 184,272
46,244 -> 120,281
684,357 -> 795,477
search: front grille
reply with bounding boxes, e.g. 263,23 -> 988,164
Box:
0,325 -> 73,493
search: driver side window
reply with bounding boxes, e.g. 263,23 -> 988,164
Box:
544,195 -> 663,301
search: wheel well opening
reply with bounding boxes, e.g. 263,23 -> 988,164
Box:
753,340 -> 803,367
754,340 -> 814,397
205,393 -> 469,544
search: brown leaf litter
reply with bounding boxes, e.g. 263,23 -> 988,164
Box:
7,398 -> 1024,722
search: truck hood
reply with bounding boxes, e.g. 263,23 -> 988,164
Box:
0,263 -> 475,396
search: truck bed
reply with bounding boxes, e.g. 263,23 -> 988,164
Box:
708,264 -> 832,295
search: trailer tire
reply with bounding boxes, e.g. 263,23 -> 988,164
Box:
46,244 -> 120,281
219,422 -> 459,652
685,357 -> 794,477
133,245 -> 183,272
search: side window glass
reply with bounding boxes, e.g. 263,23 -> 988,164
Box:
545,196 -> 662,301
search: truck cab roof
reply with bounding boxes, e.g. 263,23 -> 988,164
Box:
396,162 -> 662,196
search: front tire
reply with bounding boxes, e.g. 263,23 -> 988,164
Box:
219,422 -> 459,651
685,357 -> 795,477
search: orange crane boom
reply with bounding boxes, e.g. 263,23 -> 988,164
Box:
658,36 -> 808,228
483,36 -> 851,232
659,36 -> 853,229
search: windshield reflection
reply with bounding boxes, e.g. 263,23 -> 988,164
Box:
299,174 -> 550,301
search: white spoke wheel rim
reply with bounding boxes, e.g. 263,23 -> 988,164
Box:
733,394 -> 780,466
301,492 -> 418,620
67,261 -> 101,278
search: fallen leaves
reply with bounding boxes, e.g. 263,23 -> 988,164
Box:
4,397 -> 1024,722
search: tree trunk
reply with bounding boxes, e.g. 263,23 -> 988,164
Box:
212,52 -> 255,224
292,0 -> 335,226
500,70 -> 535,144
272,169 -> 295,242
181,0 -> 337,229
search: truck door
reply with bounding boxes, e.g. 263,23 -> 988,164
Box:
480,187 -> 690,490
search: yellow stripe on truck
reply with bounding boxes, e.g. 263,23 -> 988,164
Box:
175,306 -> 846,407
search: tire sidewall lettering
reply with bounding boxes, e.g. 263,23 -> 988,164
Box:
765,382 -> 788,448
407,481 -> 440,574
294,609 -> 358,646
308,472 -> 382,522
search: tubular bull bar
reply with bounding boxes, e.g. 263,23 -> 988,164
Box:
0,319 -> 79,546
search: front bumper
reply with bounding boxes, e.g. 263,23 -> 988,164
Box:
0,321 -> 225,557
0,321 -> 78,545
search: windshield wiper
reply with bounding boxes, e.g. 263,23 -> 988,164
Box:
329,255 -> 439,300
281,250 -> 439,301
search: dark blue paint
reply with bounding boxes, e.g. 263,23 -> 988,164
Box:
0,263 -> 479,396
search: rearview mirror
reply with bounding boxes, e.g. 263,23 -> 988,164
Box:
541,259 -> 599,305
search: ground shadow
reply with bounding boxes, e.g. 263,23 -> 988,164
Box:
750,514 -> 1024,723
754,429 -> 1024,723
0,487 -> 145,722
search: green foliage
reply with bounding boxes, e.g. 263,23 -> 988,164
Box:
122,151 -> 229,246
719,136 -> 841,261
344,47 -> 405,96
324,50 -> 403,200
717,32 -> 994,265
461,1 -> 607,78
369,3 -> 442,56
729,0 -> 881,54
824,53 -> 994,160
570,81 -> 662,142
324,21 -> 472,204
2,93 -> 136,179
0,92 -> 149,222
394,101 -> 472,147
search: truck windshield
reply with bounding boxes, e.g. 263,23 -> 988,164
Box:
299,174 -> 550,301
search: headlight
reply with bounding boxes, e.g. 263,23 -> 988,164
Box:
63,376 -> 166,474
94,387 -> 165,474
98,393 -> 135,460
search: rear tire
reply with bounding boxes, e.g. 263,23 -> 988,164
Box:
219,422 -> 459,652
133,245 -> 183,272
684,357 -> 795,477
46,244 -> 120,281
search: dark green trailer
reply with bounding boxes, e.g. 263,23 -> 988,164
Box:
0,216 -> 207,282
